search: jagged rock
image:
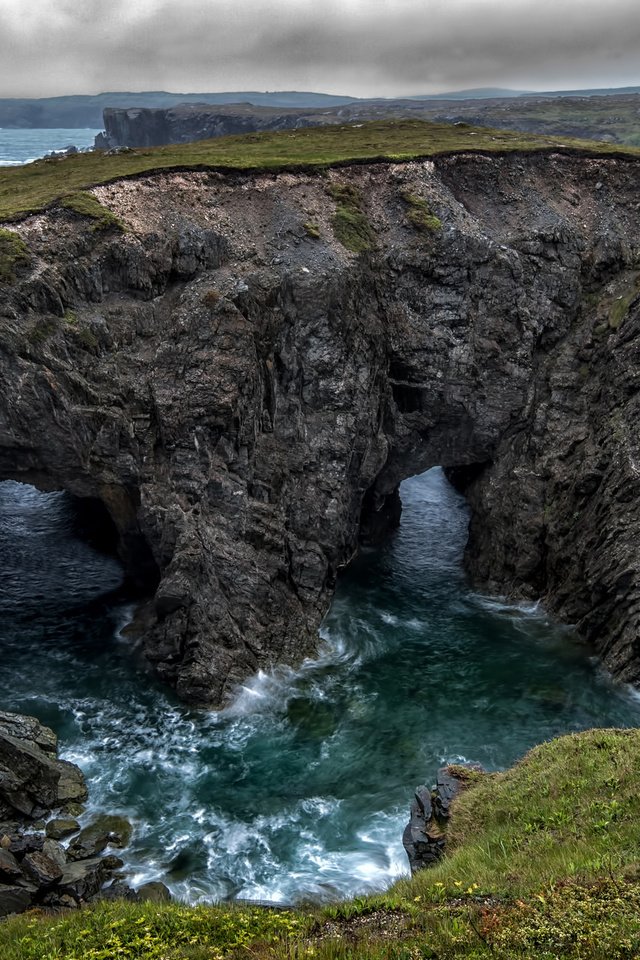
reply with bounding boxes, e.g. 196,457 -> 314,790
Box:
58,857 -> 109,901
0,885 -> 32,917
21,850 -> 63,887
137,880 -> 172,903
98,879 -> 141,902
3,156 -> 640,705
0,847 -> 23,883
8,834 -> 44,857
46,817 -> 80,839
404,763 -> 484,873
0,712 -> 57,755
0,711 -> 87,817
42,838 -> 67,870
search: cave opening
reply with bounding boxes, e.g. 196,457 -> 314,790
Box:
0,478 -> 160,613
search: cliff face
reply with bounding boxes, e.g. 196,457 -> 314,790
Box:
1,153 -> 639,704
98,104 -> 335,149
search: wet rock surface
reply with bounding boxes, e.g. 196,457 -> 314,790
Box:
0,710 -> 148,916
2,153 -> 640,704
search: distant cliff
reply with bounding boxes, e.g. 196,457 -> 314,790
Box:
0,91 -> 358,129
1,152 -> 640,706
97,103 -> 341,149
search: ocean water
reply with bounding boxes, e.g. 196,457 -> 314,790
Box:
0,128 -> 101,166
1,469 -> 639,904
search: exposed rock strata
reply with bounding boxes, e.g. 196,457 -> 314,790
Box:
1,152 -> 639,704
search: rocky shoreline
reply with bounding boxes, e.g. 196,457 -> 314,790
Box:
0,710 -> 168,917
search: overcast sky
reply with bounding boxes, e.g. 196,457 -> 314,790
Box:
1,0 -> 639,99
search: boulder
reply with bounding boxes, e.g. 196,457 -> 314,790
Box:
0,847 -> 23,883
59,857 -> 110,902
46,817 -> 80,840
0,711 -> 87,818
42,838 -> 67,870
22,850 -> 63,887
137,880 -> 171,903
0,884 -> 32,918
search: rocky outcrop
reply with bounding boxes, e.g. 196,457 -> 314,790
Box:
403,764 -> 484,872
1,152 -> 640,705
0,710 -> 140,915
0,711 -> 86,819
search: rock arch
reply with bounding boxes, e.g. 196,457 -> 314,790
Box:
1,152 -> 639,704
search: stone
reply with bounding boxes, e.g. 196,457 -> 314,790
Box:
8,834 -> 44,857
0,885 -> 32,918
46,817 -> 80,840
59,857 -> 109,902
77,815 -> 132,851
0,711 -> 87,817
137,881 -> 172,903
0,847 -> 23,883
21,850 -> 63,887
98,880 -> 141,902
404,763 -> 485,874
42,838 -> 67,870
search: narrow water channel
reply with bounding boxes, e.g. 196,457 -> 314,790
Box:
1,469 -> 639,903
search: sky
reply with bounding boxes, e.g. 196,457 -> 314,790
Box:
0,0 -> 639,99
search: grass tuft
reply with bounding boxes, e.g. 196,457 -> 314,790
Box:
0,227 -> 30,282
401,191 -> 442,232
328,183 -> 375,253
58,191 -> 125,232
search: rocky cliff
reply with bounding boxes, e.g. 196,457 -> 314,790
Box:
1,152 -> 639,705
97,103 -> 339,149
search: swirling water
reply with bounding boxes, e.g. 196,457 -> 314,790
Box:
0,128 -> 101,166
1,470 -> 640,904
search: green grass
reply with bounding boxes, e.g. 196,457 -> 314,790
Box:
0,119 -> 638,223
58,191 -> 125,232
401,191 -> 442,232
4,730 -> 640,958
327,183 -> 375,253
0,227 -> 30,281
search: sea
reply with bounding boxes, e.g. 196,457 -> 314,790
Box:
1,130 -> 639,904
0,128 -> 101,166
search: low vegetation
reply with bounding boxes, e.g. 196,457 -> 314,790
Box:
0,227 -> 30,282
58,191 -> 125,232
327,183 -> 375,253
3,729 -> 640,958
401,191 -> 442,232
1,119 -> 638,223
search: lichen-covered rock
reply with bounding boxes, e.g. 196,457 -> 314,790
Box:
2,155 -> 640,704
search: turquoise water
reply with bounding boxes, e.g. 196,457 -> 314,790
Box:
1,469 -> 640,904
0,128 -> 101,166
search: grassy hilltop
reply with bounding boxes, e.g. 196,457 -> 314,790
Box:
3,729 -> 640,959
1,118 -> 639,223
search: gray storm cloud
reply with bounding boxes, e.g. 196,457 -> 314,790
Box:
0,0 -> 638,97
